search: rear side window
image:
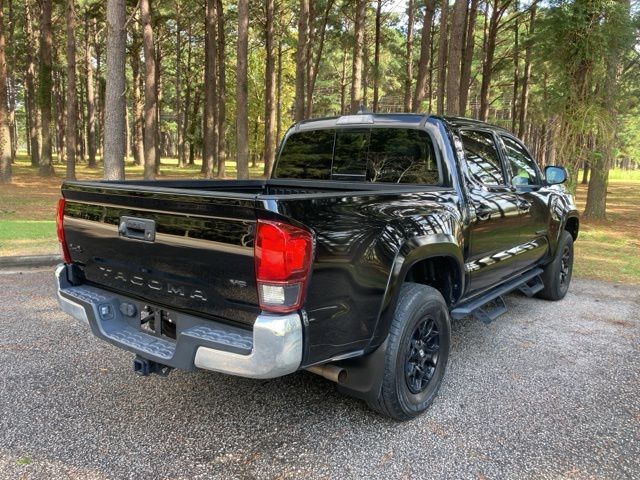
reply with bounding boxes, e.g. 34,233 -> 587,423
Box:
275,127 -> 439,184
367,129 -> 439,184
459,130 -> 505,186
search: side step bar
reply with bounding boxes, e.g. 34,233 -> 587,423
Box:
451,267 -> 544,323
517,274 -> 545,297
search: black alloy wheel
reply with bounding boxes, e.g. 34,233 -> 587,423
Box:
559,244 -> 572,287
405,318 -> 440,394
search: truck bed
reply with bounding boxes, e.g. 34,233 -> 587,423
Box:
61,179 -> 449,330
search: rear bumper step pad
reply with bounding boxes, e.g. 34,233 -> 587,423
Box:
55,264 -> 302,379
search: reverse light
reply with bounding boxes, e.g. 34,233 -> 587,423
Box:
255,220 -> 313,313
56,198 -> 72,264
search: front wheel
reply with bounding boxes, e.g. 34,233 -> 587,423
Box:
368,283 -> 451,421
537,230 -> 574,301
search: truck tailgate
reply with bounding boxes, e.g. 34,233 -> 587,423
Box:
61,182 -> 259,327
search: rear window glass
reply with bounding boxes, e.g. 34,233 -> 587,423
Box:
275,128 -> 440,184
275,129 -> 334,180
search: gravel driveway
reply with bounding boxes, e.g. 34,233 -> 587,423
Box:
0,269 -> 638,479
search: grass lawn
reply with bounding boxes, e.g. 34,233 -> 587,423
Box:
0,221 -> 57,256
1,153 -> 639,284
573,179 -> 640,284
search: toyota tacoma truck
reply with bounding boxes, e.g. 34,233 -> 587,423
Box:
55,114 -> 579,420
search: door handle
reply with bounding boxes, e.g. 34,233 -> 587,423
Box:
517,200 -> 531,212
475,206 -> 492,221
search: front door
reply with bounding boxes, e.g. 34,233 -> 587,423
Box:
498,134 -> 549,274
458,129 -> 523,297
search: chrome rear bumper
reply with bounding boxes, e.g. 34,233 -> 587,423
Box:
55,264 -> 303,379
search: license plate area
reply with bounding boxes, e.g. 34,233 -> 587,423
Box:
140,305 -> 177,341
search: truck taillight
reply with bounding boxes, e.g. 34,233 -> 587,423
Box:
255,220 -> 313,313
56,198 -> 72,264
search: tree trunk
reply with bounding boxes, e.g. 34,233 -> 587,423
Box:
38,0 -> 54,176
130,30 -> 144,167
340,46 -> 348,114
78,73 -> 86,163
124,96 -> 130,162
236,0 -> 249,179
306,0 -> 333,117
175,2 -> 184,168
216,0 -> 227,177
305,2 -> 315,117
510,2 -> 519,133
104,0 -> 126,180
25,1 -> 40,167
182,16 -> 193,168
479,0 -> 505,122
0,0 -> 11,183
518,4 -> 536,139
263,0 -> 276,176
140,0 -> 157,180
404,0 -> 415,112
25,92 -> 31,157
294,0 -> 309,121
84,14 -> 97,168
459,0 -> 479,115
203,0 -> 218,179
188,86 -> 201,166
65,0 -> 77,180
413,0 -> 436,112
276,37 -> 283,143
94,19 -> 104,159
54,71 -> 66,165
154,44 -> 162,174
584,161 -> 609,219
581,163 -> 589,184
583,0 -> 629,219
436,0 -> 449,115
372,0 -> 383,112
6,0 -> 15,162
362,23 -> 369,106
350,0 -> 366,113
446,0 -> 467,115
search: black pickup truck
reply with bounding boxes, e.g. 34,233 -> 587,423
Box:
55,114 -> 578,420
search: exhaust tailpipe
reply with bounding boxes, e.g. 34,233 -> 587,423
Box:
306,364 -> 347,384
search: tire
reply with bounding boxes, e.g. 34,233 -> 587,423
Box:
368,283 -> 451,421
537,230 -> 574,301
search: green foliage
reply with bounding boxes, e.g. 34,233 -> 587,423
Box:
3,0 -> 639,180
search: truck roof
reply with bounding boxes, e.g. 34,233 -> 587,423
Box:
293,113 -> 510,134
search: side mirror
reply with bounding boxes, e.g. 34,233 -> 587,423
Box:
545,166 -> 567,185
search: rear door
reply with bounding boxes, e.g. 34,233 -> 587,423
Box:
61,182 -> 259,327
458,129 -> 523,296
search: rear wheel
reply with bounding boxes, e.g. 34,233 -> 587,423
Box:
368,283 -> 451,421
537,230 -> 574,301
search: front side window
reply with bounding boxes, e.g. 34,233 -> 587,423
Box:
501,136 -> 541,186
275,127 -> 440,184
459,130 -> 505,186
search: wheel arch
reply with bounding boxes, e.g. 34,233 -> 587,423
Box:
564,215 -> 579,240
367,234 -> 464,349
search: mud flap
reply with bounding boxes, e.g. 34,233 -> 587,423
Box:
334,338 -> 389,404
